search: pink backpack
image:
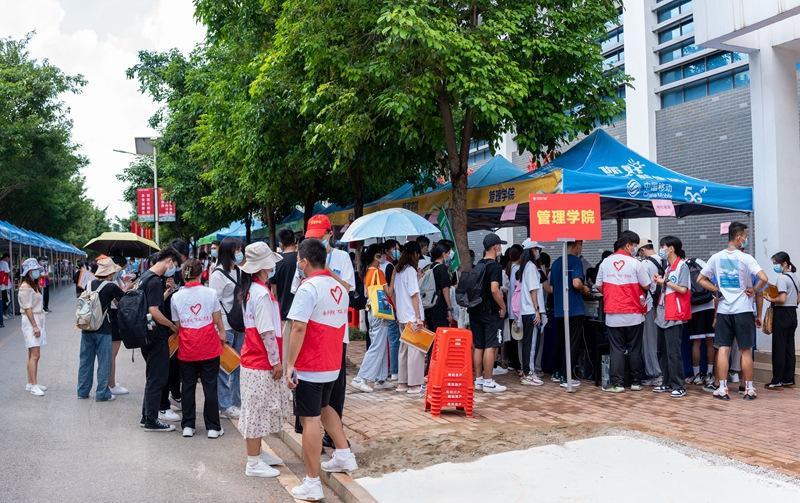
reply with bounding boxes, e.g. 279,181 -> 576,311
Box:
511,278 -> 522,321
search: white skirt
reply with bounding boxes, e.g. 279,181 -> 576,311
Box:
22,313 -> 46,349
238,367 -> 290,439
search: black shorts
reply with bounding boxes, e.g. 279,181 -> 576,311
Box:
110,310 -> 121,342
294,379 -> 336,418
470,314 -> 504,350
715,312 -> 755,349
688,309 -> 715,339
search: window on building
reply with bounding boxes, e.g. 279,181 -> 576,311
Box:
708,73 -> 732,95
468,140 -> 490,166
660,67 -> 750,108
602,27 -> 624,51
658,19 -> 694,44
734,68 -> 750,88
659,38 -> 700,64
657,0 -> 692,23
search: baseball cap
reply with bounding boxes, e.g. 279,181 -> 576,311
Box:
305,214 -> 332,239
522,238 -> 542,250
483,233 -> 507,249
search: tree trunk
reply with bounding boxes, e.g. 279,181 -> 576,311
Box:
347,163 -> 365,270
303,190 -> 318,232
245,211 -> 252,245
263,204 -> 277,250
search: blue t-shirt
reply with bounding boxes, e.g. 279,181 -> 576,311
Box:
550,254 -> 586,317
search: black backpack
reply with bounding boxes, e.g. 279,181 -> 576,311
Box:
455,260 -> 488,308
646,256 -> 666,302
214,268 -> 245,332
118,271 -> 156,349
686,258 -> 714,306
349,271 -> 368,311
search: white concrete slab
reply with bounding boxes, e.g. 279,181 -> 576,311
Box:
357,435 -> 800,503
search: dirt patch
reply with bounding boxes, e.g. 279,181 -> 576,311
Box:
351,421 -> 624,478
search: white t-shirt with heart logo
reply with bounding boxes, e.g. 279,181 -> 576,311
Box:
170,283 -> 222,361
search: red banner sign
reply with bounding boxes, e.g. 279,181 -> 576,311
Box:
131,221 -> 140,236
137,188 -> 155,222
529,193 -> 602,241
158,188 -> 176,222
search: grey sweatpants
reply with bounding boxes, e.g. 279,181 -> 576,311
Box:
643,308 -> 662,378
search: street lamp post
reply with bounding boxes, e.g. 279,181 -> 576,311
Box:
114,136 -> 160,245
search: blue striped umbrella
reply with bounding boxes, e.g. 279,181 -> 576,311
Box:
340,208 -> 440,242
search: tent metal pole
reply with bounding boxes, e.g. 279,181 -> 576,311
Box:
616,216 -> 623,238
8,240 -> 14,318
748,212 -> 754,255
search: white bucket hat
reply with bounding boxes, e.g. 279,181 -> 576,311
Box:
522,238 -> 543,250
22,258 -> 41,278
241,242 -> 282,274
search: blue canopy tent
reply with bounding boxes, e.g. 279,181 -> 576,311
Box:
198,219 -> 265,245
463,130 -> 754,230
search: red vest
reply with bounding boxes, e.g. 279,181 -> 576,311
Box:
293,271 -> 347,373
660,259 -> 692,322
602,251 -> 647,315
241,278 -> 283,370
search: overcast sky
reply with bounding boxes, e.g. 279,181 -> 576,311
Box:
0,0 -> 205,223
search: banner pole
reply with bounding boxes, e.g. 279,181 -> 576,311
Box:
559,238 -> 576,393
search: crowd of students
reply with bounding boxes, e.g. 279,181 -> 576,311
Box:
11,213 -> 797,501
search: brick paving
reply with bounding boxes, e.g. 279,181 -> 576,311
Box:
342,341 -> 800,478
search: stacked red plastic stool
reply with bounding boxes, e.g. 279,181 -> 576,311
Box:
424,327 -> 474,418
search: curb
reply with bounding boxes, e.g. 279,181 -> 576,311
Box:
279,427 -> 378,503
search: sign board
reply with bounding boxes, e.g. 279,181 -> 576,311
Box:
529,193 -> 602,241
436,209 -> 461,272
720,222 -> 731,235
158,189 -> 176,222
500,203 -> 518,222
652,199 -> 676,217
137,188 -> 154,222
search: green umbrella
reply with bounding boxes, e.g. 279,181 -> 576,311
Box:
84,232 -> 160,258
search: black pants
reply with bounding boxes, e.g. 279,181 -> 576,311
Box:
607,323 -> 644,386
179,357 -> 221,431
657,325 -> 685,391
771,306 -> 798,384
1,289 -> 9,314
520,315 -> 536,375
297,342 -> 348,434
425,314 -> 449,376
141,338 -> 170,422
42,285 -> 49,310
552,316 -> 584,376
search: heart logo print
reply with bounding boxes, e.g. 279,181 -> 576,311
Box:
330,286 -> 343,304
190,303 -> 202,315
613,260 -> 625,272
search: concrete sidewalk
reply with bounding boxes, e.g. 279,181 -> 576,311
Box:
0,287 -> 326,503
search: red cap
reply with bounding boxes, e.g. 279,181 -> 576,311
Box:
305,214 -> 332,239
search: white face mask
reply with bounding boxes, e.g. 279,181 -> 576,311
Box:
379,255 -> 387,265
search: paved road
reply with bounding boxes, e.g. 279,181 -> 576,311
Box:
0,286 -> 329,503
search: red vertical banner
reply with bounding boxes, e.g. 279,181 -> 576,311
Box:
137,188 -> 155,222
131,221 -> 140,236
158,189 -> 176,222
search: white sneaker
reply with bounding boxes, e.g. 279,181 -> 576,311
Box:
350,378 -> 373,392
482,382 -> 507,393
29,385 -> 45,396
26,383 -> 47,392
224,406 -> 240,419
372,380 -> 395,390
321,452 -> 358,473
110,385 -> 129,395
728,372 -> 740,383
492,366 -> 509,376
261,451 -> 283,466
389,373 -> 398,381
169,392 -> 182,410
560,379 -> 581,388
159,409 -> 181,422
182,427 -> 195,437
474,379 -> 484,390
292,477 -> 325,501
208,428 -> 224,439
246,460 -> 280,478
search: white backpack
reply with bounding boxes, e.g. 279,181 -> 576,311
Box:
76,281 -> 110,331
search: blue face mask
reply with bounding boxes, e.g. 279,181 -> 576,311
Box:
658,248 -> 668,260
210,249 -> 218,258
321,240 -> 329,249
774,265 -> 783,274
115,270 -> 123,280
296,263 -> 306,279
31,270 -> 41,280
534,250 -> 540,260
165,265 -> 176,277
741,238 -> 749,250
391,250 -> 400,261
234,252 -> 244,265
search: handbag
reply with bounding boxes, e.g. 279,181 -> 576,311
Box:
367,268 -> 394,320
763,305 -> 774,335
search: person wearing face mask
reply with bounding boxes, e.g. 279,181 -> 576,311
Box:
696,222 -> 768,401
210,236 -> 247,420
422,241 -> 454,376
637,239 -> 664,387
160,239 -> 191,416
138,246 -> 182,431
381,239 -> 402,380
19,258 -> 47,396
37,256 -> 51,313
763,251 -> 799,390
271,228 -> 299,362
651,237 -> 691,399
107,256 -> 133,396
596,231 -> 652,393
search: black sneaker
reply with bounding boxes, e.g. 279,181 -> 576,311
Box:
743,389 -> 758,400
702,383 -> 719,392
738,385 -> 746,394
784,382 -> 796,389
653,385 -> 672,393
140,415 -> 146,428
144,419 -> 176,432
765,382 -> 784,390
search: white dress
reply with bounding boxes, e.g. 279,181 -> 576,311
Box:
19,285 -> 46,348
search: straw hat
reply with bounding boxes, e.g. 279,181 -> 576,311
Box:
21,258 -> 40,278
241,242 -> 282,274
95,258 -> 122,278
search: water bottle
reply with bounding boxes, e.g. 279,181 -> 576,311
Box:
146,313 -> 154,331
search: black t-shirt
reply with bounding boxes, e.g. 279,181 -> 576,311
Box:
141,271 -> 168,339
270,251 -> 297,319
385,263 -> 395,285
471,259 -> 503,316
73,269 -> 82,294
88,279 -> 124,334
425,262 -> 452,320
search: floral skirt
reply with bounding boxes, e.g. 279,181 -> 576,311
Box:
239,366 -> 290,439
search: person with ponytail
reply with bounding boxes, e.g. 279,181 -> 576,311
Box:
351,244 -> 395,392
170,259 -> 226,438
764,251 -> 799,389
